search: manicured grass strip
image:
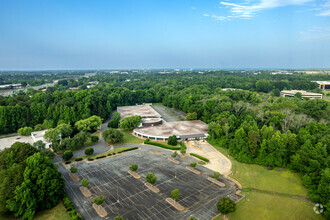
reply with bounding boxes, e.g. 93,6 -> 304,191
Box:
91,147 -> 138,160
144,139 -> 181,150
190,153 -> 209,162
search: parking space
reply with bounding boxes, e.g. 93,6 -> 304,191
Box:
59,145 -> 240,220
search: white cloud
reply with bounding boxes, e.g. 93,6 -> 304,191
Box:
317,0 -> 330,16
191,7 -> 197,10
211,15 -> 229,21
203,13 -> 210,17
317,9 -> 330,16
220,0 -> 313,19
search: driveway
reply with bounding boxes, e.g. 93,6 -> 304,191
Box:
52,117 -> 112,163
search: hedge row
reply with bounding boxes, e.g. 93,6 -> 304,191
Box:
144,139 -> 181,150
63,194 -> 83,220
74,157 -> 83,161
92,147 -> 138,160
190,153 -> 209,162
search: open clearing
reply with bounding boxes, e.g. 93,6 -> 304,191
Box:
209,140 -> 323,220
59,145 -> 241,220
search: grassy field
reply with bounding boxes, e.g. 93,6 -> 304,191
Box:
208,140 -> 323,220
0,201 -> 71,220
117,129 -> 144,145
215,192 -> 323,220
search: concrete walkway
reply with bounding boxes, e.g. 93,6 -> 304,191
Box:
185,140 -> 232,176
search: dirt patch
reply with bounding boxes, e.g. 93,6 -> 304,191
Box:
92,203 -> 108,218
185,140 -> 232,176
265,166 -> 273,170
79,186 -> 91,197
165,198 -> 185,211
69,173 -> 80,182
144,182 -> 160,193
186,166 -> 202,175
128,170 -> 141,179
149,150 -> 164,156
207,177 -> 225,187
168,157 -> 180,164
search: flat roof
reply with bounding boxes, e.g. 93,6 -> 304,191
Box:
134,120 -> 208,138
281,90 -> 322,96
117,104 -> 161,118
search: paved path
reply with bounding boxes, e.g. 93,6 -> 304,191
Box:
185,140 -> 232,176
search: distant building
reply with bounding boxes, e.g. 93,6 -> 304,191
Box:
0,83 -> 22,89
31,130 -> 51,148
280,90 -> 323,99
314,81 -> 330,91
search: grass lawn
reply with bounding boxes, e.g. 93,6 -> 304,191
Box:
215,192 -> 323,220
0,201 -> 70,220
210,140 -> 307,197
208,139 -> 324,220
117,129 -> 144,145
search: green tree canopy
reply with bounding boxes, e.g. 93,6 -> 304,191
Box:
146,173 -> 157,185
102,128 -> 123,144
17,127 -> 33,136
170,189 -> 180,201
168,135 -> 178,146
119,115 -> 142,130
75,115 -> 102,132
216,197 -> 236,215
6,153 -> 64,219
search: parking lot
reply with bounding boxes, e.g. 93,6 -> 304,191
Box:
59,145 -> 241,220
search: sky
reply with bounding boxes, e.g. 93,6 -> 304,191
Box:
0,0 -> 329,70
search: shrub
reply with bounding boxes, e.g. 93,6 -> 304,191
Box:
70,166 -> 78,173
62,150 -> 73,161
108,153 -> 113,156
84,137 -> 93,146
146,173 -> 157,185
171,189 -> 180,201
190,153 -> 209,162
65,161 -> 71,164
144,139 -> 181,150
40,149 -> 55,159
190,162 -> 197,167
17,127 -> 34,136
96,155 -> 106,159
168,135 -> 178,146
85,147 -> 94,156
74,157 -> 83,161
81,178 -> 89,187
33,140 -> 46,150
213,172 -> 220,179
179,142 -> 187,149
94,195 -> 105,205
186,112 -> 197,120
88,157 -> 94,161
216,197 -> 236,214
130,164 -> 138,171
34,124 -> 44,131
91,135 -> 99,143
198,161 -> 206,165
114,216 -> 124,220
180,148 -> 186,155
63,195 -> 75,211
172,151 -> 178,158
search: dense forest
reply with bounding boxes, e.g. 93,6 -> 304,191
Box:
0,71 -> 329,217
